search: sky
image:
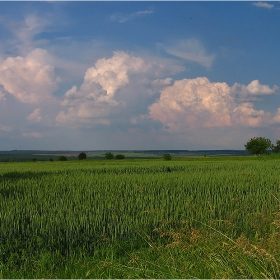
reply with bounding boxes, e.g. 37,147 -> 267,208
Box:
0,1 -> 280,150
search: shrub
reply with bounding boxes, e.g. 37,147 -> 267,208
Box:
78,152 -> 87,160
105,152 -> 114,160
58,156 -> 67,161
115,154 -> 125,160
163,153 -> 172,160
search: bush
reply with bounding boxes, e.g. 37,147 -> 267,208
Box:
78,152 -> 87,160
58,156 -> 67,161
105,152 -> 114,160
163,153 -> 172,160
115,154 -> 125,160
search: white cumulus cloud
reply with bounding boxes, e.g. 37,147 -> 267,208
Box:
232,102 -> 271,127
247,80 -> 278,94
149,77 -> 233,131
83,51 -> 146,96
149,77 -> 272,132
56,51 -> 148,126
0,48 -> 60,104
232,79 -> 278,96
56,51 -> 185,129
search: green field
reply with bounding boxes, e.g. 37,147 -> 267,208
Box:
0,157 -> 280,278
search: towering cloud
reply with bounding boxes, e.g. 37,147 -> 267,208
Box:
83,51 -> 145,96
56,51 -> 148,125
149,77 -> 233,131
149,77 -> 274,132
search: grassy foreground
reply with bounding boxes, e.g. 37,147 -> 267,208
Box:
0,157 -> 280,278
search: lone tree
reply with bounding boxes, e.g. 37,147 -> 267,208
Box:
78,152 -> 87,160
163,153 -> 172,160
245,137 -> 272,155
105,152 -> 114,159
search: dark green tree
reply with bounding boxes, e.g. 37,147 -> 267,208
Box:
78,152 -> 87,160
245,137 -> 272,155
105,152 -> 114,159
58,156 -> 67,161
272,140 -> 280,153
115,154 -> 125,160
163,153 -> 172,160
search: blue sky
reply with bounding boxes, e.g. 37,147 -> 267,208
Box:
0,1 -> 280,150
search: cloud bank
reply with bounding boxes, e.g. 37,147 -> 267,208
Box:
38,50 -> 279,148
0,47 -> 279,149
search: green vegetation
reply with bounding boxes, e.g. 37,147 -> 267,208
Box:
78,152 -> 87,160
0,157 -> 280,278
105,152 -> 114,159
245,137 -> 272,155
58,155 -> 67,161
272,140 -> 280,154
163,153 -> 172,160
115,154 -> 125,160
